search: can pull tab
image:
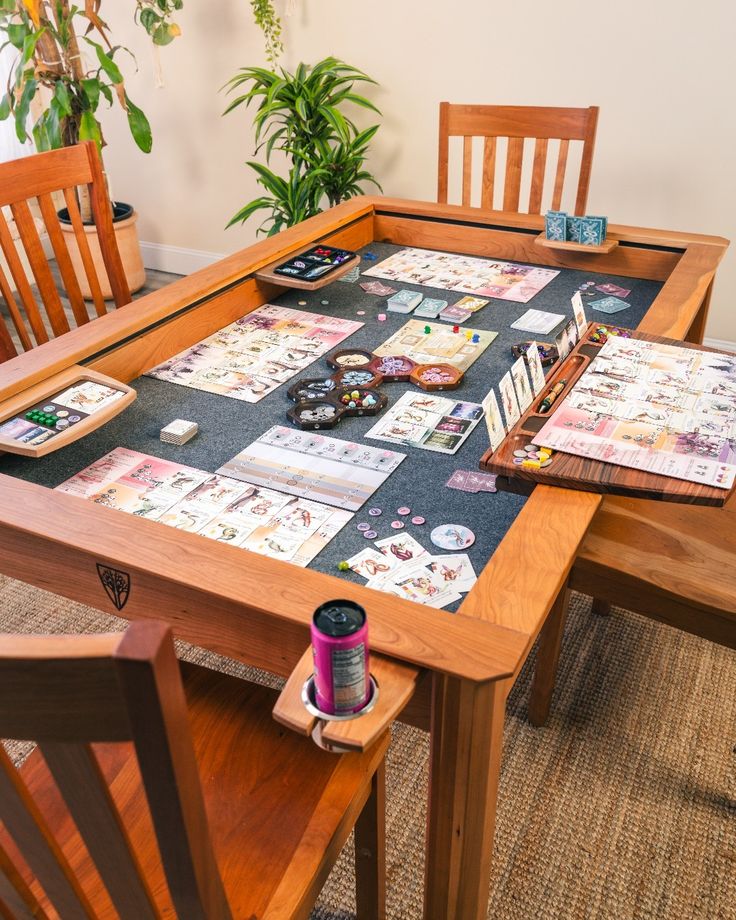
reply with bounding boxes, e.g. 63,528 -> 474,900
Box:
324,607 -> 349,625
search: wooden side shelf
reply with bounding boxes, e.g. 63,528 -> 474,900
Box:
255,254 -> 361,291
480,327 -> 736,507
273,647 -> 421,753
534,233 -> 619,255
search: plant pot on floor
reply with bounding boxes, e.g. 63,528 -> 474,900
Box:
58,202 -> 146,300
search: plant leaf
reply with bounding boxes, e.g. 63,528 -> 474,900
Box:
125,94 -> 152,153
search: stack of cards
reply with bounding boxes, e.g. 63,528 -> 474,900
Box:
414,297 -> 448,318
591,296 -> 629,314
545,210 -> 609,246
439,304 -> 472,323
511,309 -> 565,335
446,470 -> 497,493
343,532 -> 477,609
388,290 -> 423,313
160,419 -> 198,445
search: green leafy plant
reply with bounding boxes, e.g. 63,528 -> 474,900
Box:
224,57 -> 382,236
0,0 -> 183,156
249,0 -> 282,66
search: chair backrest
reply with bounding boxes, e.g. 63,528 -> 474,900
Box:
0,622 -> 232,920
437,103 -> 599,216
0,141 -> 131,363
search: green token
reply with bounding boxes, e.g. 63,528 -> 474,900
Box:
337,561 -> 350,571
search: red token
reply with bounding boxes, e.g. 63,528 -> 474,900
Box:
411,516 -> 425,525
397,506 -> 411,515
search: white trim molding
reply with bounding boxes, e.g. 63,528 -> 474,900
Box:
139,241 -> 226,276
703,336 -> 736,353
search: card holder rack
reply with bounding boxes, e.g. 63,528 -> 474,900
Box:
480,328 -> 735,507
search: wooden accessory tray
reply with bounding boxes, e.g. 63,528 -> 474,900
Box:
255,253 -> 360,290
480,327 -> 735,507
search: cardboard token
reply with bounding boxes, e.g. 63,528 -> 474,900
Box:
430,524 -> 475,551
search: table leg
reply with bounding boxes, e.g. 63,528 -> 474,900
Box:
685,278 -> 714,344
355,762 -> 386,920
424,674 -> 507,920
528,586 -> 569,727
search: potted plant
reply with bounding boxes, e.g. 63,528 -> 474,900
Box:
0,0 -> 183,297
224,57 -> 382,236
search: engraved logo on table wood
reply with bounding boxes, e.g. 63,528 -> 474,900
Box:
96,564 -> 130,611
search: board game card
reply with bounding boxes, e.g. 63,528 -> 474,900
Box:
388,289 -> 423,313
591,296 -> 630,314
510,355 -> 533,413
374,533 -> 429,564
337,265 -> 361,283
571,292 -> 588,338
510,309 -> 565,335
374,320 -> 497,372
454,295 -> 489,314
414,298 -> 448,318
498,372 -> 521,428
345,547 -> 399,579
427,554 -> 477,592
438,305 -> 472,324
595,282 -> 630,298
525,342 -> 546,397
579,217 -> 604,246
360,280 -> 396,296
446,469 -> 470,490
376,562 -> 460,608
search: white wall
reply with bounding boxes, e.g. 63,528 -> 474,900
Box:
100,0 -> 736,340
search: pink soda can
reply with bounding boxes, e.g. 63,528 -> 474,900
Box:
311,599 -> 370,715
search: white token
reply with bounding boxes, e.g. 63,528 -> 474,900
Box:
430,524 -> 475,551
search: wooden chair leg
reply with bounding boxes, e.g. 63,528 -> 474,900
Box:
591,598 -> 612,617
354,761 -> 386,920
528,587 -> 570,727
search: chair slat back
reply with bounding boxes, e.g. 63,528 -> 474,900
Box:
0,142 -> 131,361
437,103 -> 599,215
0,623 -> 232,920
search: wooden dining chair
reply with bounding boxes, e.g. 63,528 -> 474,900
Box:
0,620 -> 388,919
0,141 -> 131,364
528,493 -> 736,727
437,103 -> 599,215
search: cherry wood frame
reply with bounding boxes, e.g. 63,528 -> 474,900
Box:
0,196 -> 727,920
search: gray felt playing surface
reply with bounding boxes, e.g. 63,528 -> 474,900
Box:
0,243 -> 662,612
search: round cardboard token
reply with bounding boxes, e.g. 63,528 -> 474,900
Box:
391,521 -> 405,530
513,458 -> 524,464
411,516 -> 425,525
357,310 -> 366,316
368,508 -> 382,516
364,530 -> 378,539
397,506 -> 411,515
541,459 -> 553,468
513,449 -> 527,458
430,524 -> 476,551
357,523 -> 370,532
524,444 -> 537,453
298,300 -> 307,306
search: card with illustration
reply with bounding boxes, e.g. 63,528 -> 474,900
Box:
481,388 -> 506,451
146,305 -> 363,403
427,554 -> 477,592
510,309 -> 565,335
498,372 -> 521,428
571,292 -> 588,338
374,532 -> 429,565
510,355 -> 533,413
345,547 -> 400,579
362,247 -> 558,303
364,392 -> 483,455
525,342 -> 546,396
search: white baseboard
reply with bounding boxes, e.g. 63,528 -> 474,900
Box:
139,241 -> 226,276
703,336 -> 736,353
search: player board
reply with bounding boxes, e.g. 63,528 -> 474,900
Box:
364,392 -> 483,454
374,320 -> 497,372
362,247 -> 559,303
216,426 -> 406,512
145,305 -> 362,403
57,447 -> 352,567
535,336 -> 736,489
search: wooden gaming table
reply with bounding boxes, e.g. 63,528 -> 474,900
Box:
0,197 -> 727,919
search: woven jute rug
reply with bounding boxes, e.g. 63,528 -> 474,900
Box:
1,574 -> 734,920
